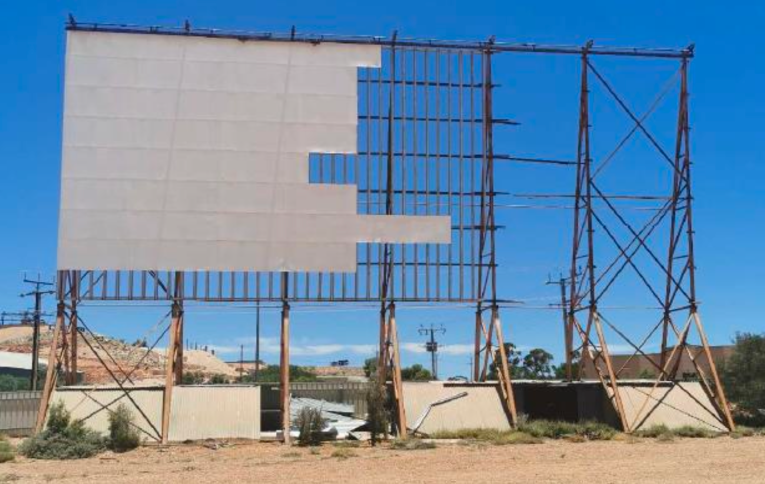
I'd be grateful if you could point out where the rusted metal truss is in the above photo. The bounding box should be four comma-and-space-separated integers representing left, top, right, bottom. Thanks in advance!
565, 49, 735, 432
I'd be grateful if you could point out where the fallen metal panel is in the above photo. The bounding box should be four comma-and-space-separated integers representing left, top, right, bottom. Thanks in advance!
609, 382, 727, 432
402, 382, 511, 435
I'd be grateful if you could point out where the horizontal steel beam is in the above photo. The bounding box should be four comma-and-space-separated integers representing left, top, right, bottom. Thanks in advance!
65, 22, 693, 59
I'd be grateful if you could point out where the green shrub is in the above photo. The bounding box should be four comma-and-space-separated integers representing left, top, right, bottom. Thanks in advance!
0, 435, 14, 463
19, 401, 105, 460
516, 419, 617, 441
107, 403, 141, 452
295, 407, 326, 447
635, 424, 673, 438
672, 425, 717, 438
518, 419, 577, 439
366, 383, 389, 446
577, 421, 618, 441
635, 424, 719, 439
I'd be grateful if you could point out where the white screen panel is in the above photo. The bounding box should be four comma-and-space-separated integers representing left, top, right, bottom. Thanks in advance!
58, 31, 450, 272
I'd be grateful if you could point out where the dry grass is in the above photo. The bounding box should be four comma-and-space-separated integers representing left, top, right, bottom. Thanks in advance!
430, 421, 615, 443
389, 439, 437, 451
330, 447, 357, 459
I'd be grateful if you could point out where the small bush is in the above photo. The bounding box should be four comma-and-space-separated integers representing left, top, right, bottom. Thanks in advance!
577, 421, 617, 441
635, 424, 673, 439
107, 403, 141, 452
19, 402, 105, 460
518, 420, 577, 439
389, 438, 436, 450
0, 435, 14, 463
635, 424, 719, 439
295, 407, 326, 447
517, 420, 617, 441
672, 425, 717, 439
730, 426, 756, 439
366, 383, 389, 446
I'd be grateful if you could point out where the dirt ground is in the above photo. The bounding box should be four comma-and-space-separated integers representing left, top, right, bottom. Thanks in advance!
2, 436, 765, 484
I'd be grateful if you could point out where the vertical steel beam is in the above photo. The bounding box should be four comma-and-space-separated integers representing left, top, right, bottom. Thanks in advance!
68, 271, 79, 385
660, 59, 687, 370
279, 298, 291, 444
173, 272, 184, 383
569, 49, 630, 431
473, 309, 482, 382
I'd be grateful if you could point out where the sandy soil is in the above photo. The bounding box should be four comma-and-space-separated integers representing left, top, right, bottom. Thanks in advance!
3, 436, 764, 483
0, 325, 50, 344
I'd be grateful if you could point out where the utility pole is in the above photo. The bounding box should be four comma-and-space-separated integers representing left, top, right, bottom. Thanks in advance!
547, 272, 574, 381
21, 274, 55, 391
239, 344, 245, 381
254, 301, 260, 382
418, 324, 446, 380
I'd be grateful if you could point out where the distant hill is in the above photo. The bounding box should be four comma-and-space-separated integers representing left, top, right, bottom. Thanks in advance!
0, 324, 238, 384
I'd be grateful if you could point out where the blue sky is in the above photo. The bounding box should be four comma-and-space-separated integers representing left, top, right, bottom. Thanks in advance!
0, 1, 763, 378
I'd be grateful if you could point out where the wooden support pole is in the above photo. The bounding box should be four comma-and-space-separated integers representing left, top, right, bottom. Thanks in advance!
692, 312, 735, 430
473, 308, 482, 382
387, 303, 407, 437
592, 313, 630, 432
67, 304, 78, 385
174, 311, 184, 383
377, 304, 389, 386
491, 306, 518, 427
280, 300, 291, 444
35, 303, 65, 432
161, 302, 181, 444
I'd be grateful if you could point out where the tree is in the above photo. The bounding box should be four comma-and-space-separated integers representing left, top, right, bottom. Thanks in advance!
553, 350, 581, 379
721, 333, 765, 424
522, 348, 554, 379
363, 357, 377, 378
253, 365, 318, 382
400, 364, 432, 381
488, 343, 524, 380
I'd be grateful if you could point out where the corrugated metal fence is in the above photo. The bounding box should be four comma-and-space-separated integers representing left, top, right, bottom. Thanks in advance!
0, 391, 41, 436
0, 382, 371, 435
